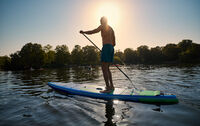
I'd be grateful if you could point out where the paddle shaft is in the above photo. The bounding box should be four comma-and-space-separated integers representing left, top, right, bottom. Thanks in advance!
82, 33, 138, 90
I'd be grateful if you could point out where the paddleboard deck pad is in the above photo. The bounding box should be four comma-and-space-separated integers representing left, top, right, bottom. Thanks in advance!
48, 82, 178, 104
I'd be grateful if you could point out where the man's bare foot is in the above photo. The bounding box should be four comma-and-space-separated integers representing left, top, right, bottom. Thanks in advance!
105, 86, 109, 90
110, 86, 115, 90
100, 89, 110, 93
100, 88, 114, 93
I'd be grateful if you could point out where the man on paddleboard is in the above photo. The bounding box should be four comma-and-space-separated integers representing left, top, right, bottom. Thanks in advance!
80, 16, 116, 93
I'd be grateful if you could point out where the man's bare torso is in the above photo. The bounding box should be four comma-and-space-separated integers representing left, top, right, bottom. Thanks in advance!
100, 25, 115, 46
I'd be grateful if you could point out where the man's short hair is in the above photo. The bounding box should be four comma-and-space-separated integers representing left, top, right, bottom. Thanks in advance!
100, 16, 107, 24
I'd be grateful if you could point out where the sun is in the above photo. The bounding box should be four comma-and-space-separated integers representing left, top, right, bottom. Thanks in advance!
96, 2, 120, 28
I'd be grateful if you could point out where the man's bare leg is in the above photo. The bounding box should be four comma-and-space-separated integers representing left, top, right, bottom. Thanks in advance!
101, 62, 109, 90
108, 64, 114, 90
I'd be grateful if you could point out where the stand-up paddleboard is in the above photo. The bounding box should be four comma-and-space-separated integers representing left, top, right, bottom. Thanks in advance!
48, 82, 178, 104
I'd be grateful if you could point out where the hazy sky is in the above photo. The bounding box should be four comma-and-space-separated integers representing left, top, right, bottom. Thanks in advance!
0, 0, 200, 56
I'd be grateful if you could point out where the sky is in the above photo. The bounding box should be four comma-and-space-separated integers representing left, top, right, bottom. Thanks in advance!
0, 0, 200, 56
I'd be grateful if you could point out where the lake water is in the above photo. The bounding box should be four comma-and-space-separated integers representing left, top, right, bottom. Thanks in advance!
0, 65, 200, 126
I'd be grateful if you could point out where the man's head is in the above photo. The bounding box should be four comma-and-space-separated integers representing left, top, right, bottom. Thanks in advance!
100, 16, 107, 25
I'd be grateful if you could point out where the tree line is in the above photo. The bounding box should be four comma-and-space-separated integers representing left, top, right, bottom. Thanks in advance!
0, 39, 200, 70
120, 39, 200, 64
0, 43, 100, 70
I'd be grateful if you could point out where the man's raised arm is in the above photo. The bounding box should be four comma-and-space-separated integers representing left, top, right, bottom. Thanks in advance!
80, 25, 101, 34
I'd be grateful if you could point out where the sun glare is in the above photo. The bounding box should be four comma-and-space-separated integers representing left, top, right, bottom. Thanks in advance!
97, 2, 120, 28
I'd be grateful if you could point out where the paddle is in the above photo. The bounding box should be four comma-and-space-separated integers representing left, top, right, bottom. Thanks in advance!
81, 33, 138, 91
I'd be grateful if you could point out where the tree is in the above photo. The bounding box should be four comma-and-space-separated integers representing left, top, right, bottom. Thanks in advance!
162, 43, 181, 61
82, 45, 99, 65
43, 44, 55, 67
113, 56, 121, 64
178, 39, 192, 52
43, 44, 52, 53
71, 45, 83, 65
150, 46, 164, 63
137, 45, 150, 63
10, 51, 23, 70
124, 48, 138, 64
19, 43, 45, 69
179, 43, 200, 63
55, 45, 70, 66
115, 50, 124, 63
0, 56, 11, 70
188, 43, 200, 59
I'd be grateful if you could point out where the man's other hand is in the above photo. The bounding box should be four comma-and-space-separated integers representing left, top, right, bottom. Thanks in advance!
80, 30, 84, 34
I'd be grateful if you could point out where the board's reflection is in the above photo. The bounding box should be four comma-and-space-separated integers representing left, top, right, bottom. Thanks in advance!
104, 100, 116, 126
152, 105, 163, 112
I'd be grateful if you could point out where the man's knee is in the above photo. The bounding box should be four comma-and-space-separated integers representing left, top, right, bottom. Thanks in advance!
102, 62, 108, 68
102, 64, 106, 71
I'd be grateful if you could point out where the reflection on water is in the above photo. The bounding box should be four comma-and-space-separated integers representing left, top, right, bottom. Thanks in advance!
104, 100, 116, 126
55, 68, 71, 82
71, 66, 100, 82
0, 65, 200, 126
152, 105, 163, 112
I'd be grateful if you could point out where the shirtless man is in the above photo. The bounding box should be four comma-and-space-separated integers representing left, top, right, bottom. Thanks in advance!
80, 16, 116, 93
